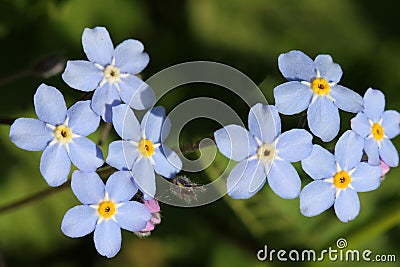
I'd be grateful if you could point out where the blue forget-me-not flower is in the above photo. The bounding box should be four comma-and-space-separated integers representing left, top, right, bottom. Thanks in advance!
300, 130, 382, 222
9, 84, 103, 186
214, 103, 313, 199
274, 50, 363, 142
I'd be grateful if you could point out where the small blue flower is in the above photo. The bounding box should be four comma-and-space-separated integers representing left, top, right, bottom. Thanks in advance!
214, 103, 313, 199
300, 131, 382, 222
106, 104, 182, 199
62, 26, 155, 122
9, 84, 103, 186
274, 50, 363, 142
351, 88, 399, 167
61, 170, 151, 258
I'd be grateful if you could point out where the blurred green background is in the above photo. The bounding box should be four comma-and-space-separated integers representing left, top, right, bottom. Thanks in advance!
0, 0, 399, 266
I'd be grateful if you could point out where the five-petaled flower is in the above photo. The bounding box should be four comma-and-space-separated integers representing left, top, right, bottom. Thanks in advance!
106, 104, 182, 199
300, 131, 382, 222
351, 88, 399, 167
61, 170, 151, 258
62, 26, 155, 122
9, 84, 103, 186
274, 50, 363, 142
214, 103, 313, 199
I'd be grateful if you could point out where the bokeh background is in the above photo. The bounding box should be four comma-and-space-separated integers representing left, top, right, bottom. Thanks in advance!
0, 0, 399, 266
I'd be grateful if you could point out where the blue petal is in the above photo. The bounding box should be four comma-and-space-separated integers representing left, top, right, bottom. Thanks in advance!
381, 110, 400, 139
71, 171, 105, 205
379, 138, 399, 167
364, 138, 380, 166
301, 145, 336, 180
214, 125, 257, 161
350, 162, 381, 192
61, 60, 103, 91
334, 189, 360, 222
267, 159, 301, 199
350, 113, 370, 138
335, 130, 364, 170
106, 140, 139, 170
364, 88, 385, 122
273, 81, 313, 115
94, 220, 121, 258
9, 118, 53, 151
68, 137, 104, 171
227, 159, 266, 199
115, 202, 151, 232
105, 171, 138, 202
153, 146, 182, 178
91, 83, 120, 122
40, 144, 70, 186
119, 75, 155, 110
114, 39, 150, 74
34, 84, 67, 125
313, 54, 343, 83
330, 85, 363, 113
111, 104, 141, 140
248, 104, 281, 143
61, 205, 97, 238
82, 27, 114, 66
67, 100, 100, 136
307, 96, 340, 142
133, 157, 156, 198
278, 50, 315, 81
141, 106, 167, 143
276, 129, 313, 162
300, 180, 335, 217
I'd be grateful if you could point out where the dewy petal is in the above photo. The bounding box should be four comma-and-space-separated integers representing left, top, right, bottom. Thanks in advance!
278, 50, 315, 81
350, 113, 371, 138
379, 138, 399, 167
119, 75, 155, 110
68, 137, 104, 172
111, 104, 141, 140
61, 60, 103, 92
363, 88, 385, 122
307, 96, 340, 142
61, 205, 98, 238
276, 129, 313, 162
334, 189, 360, 223
227, 159, 266, 199
301, 145, 336, 180
105, 171, 138, 202
71, 171, 105, 205
67, 100, 100, 136
40, 144, 71, 187
9, 118, 53, 151
267, 159, 301, 199
364, 138, 380, 166
94, 220, 122, 258
91, 83, 120, 122
115, 202, 151, 232
82, 27, 114, 66
133, 157, 156, 198
153, 146, 182, 178
248, 104, 281, 143
335, 130, 364, 170
313, 54, 343, 83
330, 85, 363, 113
300, 180, 335, 217
214, 125, 258, 161
381, 110, 400, 139
351, 162, 381, 192
34, 84, 67, 125
114, 39, 150, 74
273, 81, 313, 115
141, 106, 166, 143
106, 140, 139, 170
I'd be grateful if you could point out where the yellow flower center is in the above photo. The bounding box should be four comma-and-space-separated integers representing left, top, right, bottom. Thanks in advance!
371, 123, 384, 141
54, 125, 72, 143
311, 78, 330, 96
103, 65, 121, 83
139, 139, 155, 157
333, 171, 351, 189
98, 201, 116, 219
